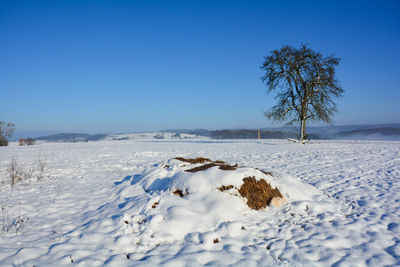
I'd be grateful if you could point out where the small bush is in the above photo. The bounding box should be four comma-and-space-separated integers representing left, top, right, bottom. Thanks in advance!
0, 136, 8, 146
19, 138, 25, 146
25, 138, 35, 145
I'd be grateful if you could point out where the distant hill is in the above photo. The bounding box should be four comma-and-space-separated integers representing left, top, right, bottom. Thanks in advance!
86, 134, 108, 141
33, 124, 400, 142
163, 129, 211, 137
35, 133, 108, 142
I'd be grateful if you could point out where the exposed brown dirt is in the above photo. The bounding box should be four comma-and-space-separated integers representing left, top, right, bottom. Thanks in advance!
174, 157, 212, 164
218, 185, 234, 191
238, 176, 282, 210
185, 162, 238, 173
219, 164, 238, 170
185, 163, 218, 172
173, 189, 185, 197
152, 201, 159, 208
174, 157, 237, 172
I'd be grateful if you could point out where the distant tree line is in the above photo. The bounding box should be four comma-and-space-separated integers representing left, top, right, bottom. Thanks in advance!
19, 138, 35, 146
337, 127, 400, 137
210, 129, 320, 139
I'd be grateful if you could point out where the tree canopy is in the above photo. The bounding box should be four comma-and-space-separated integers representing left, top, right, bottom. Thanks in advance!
261, 44, 344, 140
0, 121, 16, 146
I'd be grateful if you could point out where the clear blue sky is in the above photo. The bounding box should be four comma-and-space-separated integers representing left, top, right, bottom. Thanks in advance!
1, 0, 399, 136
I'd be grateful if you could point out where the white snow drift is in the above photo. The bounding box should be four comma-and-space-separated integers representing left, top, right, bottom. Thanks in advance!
0, 138, 399, 266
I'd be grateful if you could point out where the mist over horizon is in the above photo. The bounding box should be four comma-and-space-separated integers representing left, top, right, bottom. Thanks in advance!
9, 123, 400, 141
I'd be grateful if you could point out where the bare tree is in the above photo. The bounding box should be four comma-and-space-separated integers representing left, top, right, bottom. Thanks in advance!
0, 121, 16, 146
261, 44, 344, 140
0, 121, 16, 138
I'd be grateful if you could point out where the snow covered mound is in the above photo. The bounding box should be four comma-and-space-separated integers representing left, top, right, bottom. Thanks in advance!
116, 157, 332, 258
139, 157, 321, 206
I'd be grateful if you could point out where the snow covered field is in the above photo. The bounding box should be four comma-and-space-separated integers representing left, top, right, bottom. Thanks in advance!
0, 138, 399, 266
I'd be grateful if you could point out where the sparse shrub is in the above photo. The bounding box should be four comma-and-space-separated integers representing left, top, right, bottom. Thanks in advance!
1, 206, 28, 234
8, 156, 20, 186
7, 155, 47, 188
37, 155, 46, 180
8, 156, 29, 187
1, 201, 29, 234
19, 138, 25, 146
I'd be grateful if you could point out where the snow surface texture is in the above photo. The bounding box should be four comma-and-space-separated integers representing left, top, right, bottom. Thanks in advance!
0, 138, 399, 266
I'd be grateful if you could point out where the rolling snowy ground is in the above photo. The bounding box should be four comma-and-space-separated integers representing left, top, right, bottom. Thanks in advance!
0, 139, 399, 266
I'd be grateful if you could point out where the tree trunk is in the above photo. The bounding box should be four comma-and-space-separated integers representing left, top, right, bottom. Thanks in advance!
300, 118, 306, 140
299, 96, 309, 141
